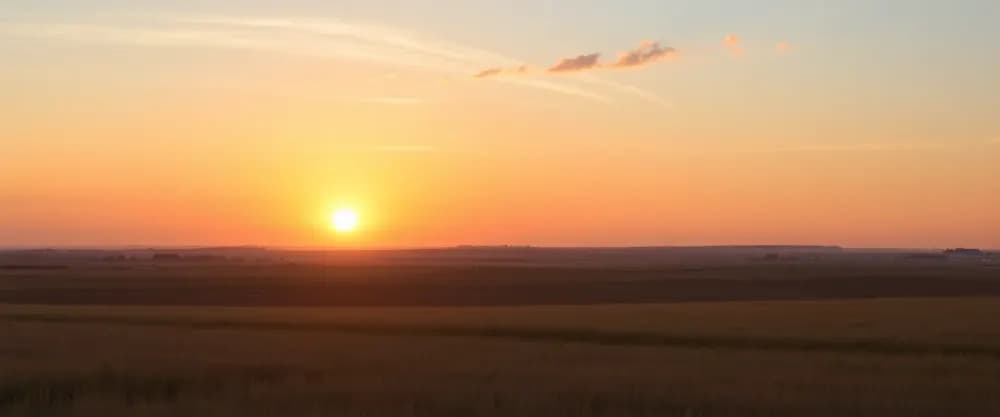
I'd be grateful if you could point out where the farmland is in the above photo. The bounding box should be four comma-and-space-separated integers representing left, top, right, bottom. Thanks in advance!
1, 248, 999, 416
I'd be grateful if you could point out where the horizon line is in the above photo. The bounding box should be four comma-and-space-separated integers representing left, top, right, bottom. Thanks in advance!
1, 244, 995, 252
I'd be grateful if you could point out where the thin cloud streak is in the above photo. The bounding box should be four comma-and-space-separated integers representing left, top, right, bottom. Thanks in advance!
0, 18, 610, 102
0, 22, 463, 73
474, 65, 528, 78
0, 23, 276, 50
179, 16, 515, 67
181, 16, 630, 106
474, 68, 503, 78
504, 78, 611, 102
471, 41, 676, 107
575, 75, 673, 108
475, 41, 678, 77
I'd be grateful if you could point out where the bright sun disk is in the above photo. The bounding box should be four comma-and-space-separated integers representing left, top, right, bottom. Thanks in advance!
331, 209, 359, 232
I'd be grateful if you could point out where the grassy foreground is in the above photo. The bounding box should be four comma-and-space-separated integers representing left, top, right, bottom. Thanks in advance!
3, 298, 1000, 416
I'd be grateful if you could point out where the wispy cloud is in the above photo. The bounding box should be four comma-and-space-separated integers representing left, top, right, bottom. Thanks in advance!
548, 53, 602, 73
574, 75, 673, 108
0, 22, 275, 50
1, 17, 673, 105
474, 65, 528, 78
0, 17, 612, 102
477, 77, 605, 102
476, 41, 678, 78
474, 68, 503, 78
724, 34, 743, 56
470, 41, 676, 106
611, 42, 677, 68
179, 17, 514, 68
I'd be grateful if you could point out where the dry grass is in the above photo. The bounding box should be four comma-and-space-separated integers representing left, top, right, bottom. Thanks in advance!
3, 298, 1000, 416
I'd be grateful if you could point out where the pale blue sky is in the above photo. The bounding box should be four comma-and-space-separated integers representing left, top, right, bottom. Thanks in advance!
3, 0, 999, 147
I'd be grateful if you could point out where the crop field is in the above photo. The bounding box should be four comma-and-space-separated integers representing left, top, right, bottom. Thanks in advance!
2, 249, 998, 416
3, 259, 1000, 307
4, 297, 1000, 417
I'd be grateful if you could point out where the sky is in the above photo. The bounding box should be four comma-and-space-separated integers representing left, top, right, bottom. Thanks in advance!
1, 0, 999, 249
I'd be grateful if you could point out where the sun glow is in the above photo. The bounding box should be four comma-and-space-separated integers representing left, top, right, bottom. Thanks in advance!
331, 208, 359, 232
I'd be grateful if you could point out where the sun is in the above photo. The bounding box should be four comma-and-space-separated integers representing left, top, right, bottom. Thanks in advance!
331, 208, 359, 232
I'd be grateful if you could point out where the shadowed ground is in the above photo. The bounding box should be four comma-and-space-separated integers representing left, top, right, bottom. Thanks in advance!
4, 298, 1000, 417
2, 263, 999, 306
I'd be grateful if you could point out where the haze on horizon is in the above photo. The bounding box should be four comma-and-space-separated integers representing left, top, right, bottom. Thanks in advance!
1, 1, 998, 249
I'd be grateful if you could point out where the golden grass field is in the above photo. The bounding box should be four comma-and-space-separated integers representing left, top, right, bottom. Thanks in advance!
4, 297, 1000, 416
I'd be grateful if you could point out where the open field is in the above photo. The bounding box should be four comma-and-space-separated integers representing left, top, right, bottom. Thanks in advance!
2, 248, 999, 416
1, 247, 998, 307
4, 298, 1000, 416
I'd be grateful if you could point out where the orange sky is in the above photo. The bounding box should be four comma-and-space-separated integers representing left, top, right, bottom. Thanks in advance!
1, 2, 999, 248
